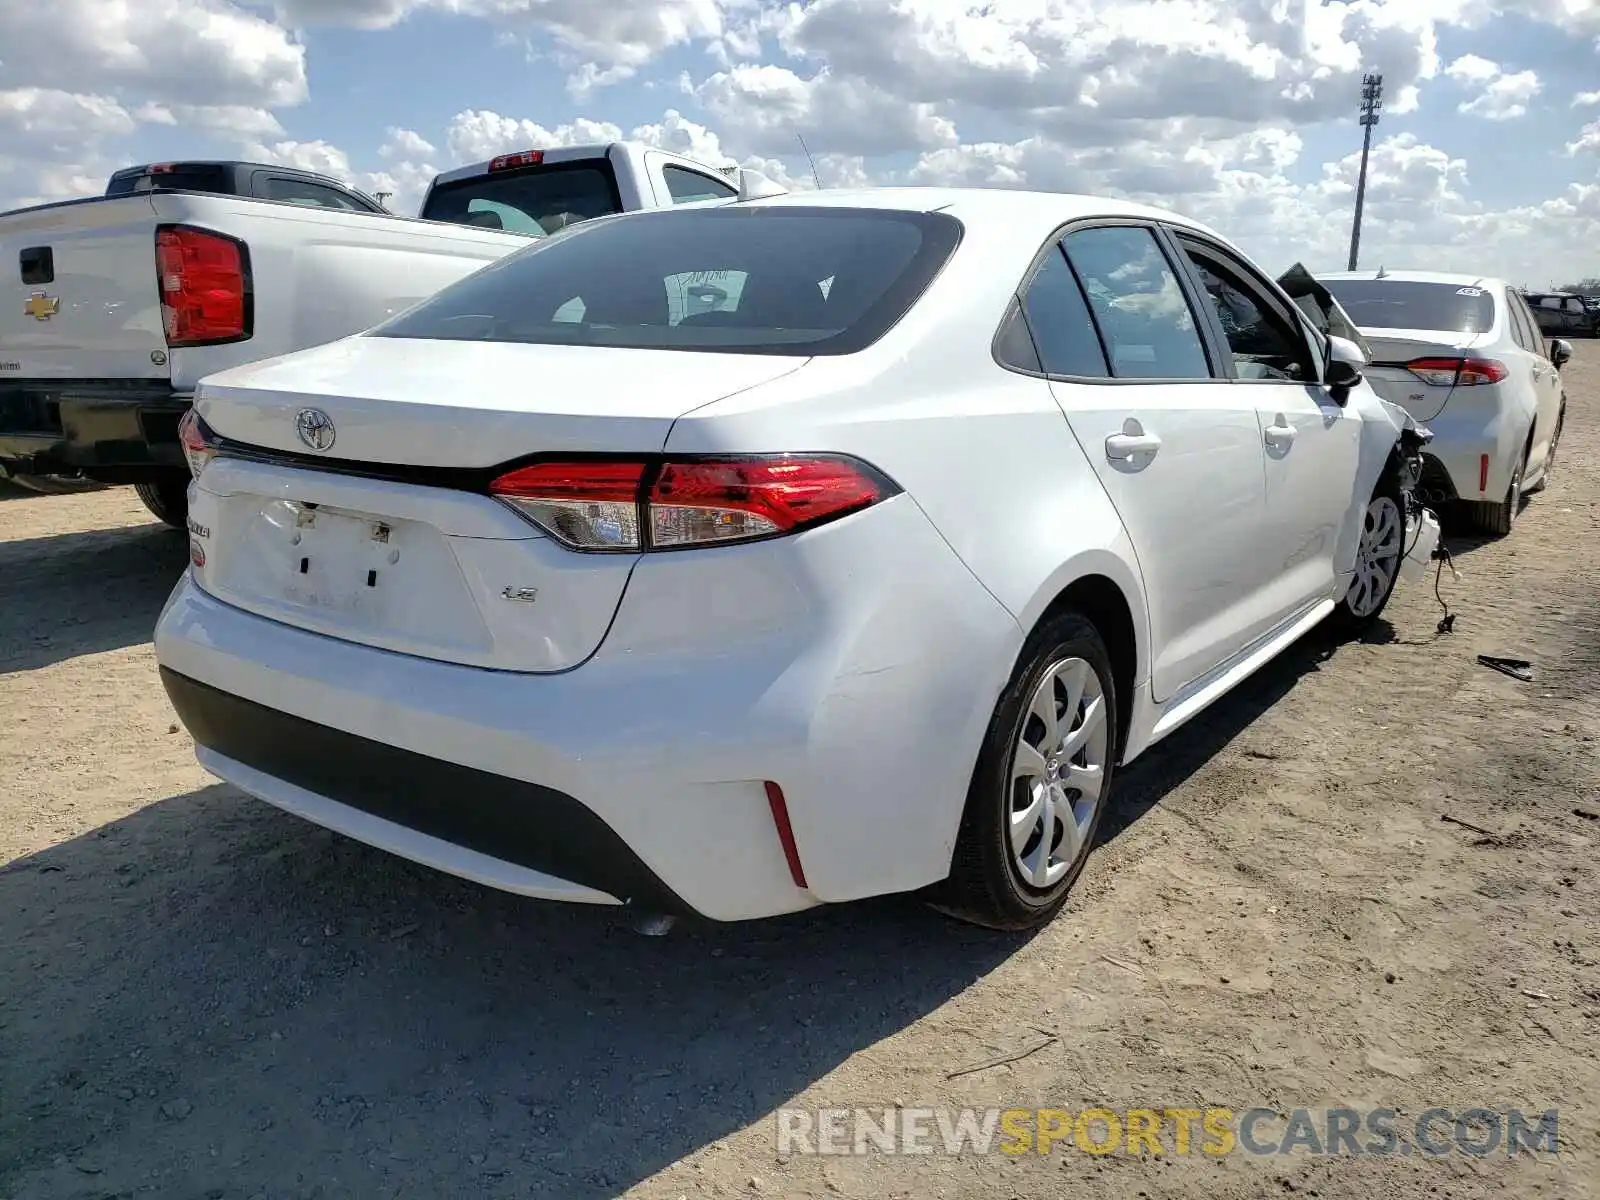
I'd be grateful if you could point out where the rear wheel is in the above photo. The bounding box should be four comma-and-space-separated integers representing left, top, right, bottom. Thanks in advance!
930, 610, 1118, 931
1529, 403, 1563, 494
134, 478, 190, 530
1464, 442, 1528, 537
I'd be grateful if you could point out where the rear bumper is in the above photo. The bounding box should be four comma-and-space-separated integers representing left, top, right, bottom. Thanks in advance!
0, 380, 189, 480
1409, 404, 1525, 504
154, 496, 1024, 922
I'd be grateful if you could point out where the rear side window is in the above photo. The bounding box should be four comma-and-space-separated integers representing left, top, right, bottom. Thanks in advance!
1061, 226, 1211, 380
1319, 280, 1495, 335
370, 206, 963, 356
421, 164, 621, 237
662, 165, 738, 204
1506, 292, 1539, 352
1017, 246, 1108, 377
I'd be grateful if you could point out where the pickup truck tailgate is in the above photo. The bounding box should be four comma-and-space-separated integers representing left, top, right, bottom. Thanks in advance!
0, 196, 169, 381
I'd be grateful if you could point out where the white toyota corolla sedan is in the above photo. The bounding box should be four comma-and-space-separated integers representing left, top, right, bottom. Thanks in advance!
156, 188, 1422, 931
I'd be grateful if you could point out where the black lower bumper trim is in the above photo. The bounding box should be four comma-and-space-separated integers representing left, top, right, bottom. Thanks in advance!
159, 668, 693, 915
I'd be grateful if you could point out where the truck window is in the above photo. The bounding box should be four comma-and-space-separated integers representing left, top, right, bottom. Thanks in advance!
262, 177, 368, 211
106, 165, 233, 196
662, 165, 738, 205
421, 163, 621, 237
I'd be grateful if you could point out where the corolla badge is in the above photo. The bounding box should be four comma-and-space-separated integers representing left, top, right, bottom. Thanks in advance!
294, 407, 336, 452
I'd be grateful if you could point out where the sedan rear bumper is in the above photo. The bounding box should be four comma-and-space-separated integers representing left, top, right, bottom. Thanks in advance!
154, 495, 1024, 922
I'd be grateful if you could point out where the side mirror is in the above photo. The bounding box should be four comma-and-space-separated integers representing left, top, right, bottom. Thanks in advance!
1324, 334, 1368, 404
1549, 339, 1573, 370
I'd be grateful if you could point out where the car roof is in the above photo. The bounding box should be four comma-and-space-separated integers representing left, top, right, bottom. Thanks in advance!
1315, 268, 1509, 291
741, 186, 1230, 243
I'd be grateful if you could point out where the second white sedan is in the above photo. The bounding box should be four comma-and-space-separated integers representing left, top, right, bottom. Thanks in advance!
157, 188, 1418, 931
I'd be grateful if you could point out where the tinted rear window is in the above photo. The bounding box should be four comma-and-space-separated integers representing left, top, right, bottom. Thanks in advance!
420, 163, 621, 236
370, 206, 963, 356
106, 166, 233, 196
1319, 280, 1496, 335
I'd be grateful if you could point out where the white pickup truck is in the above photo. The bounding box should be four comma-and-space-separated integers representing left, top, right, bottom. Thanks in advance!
1, 142, 781, 524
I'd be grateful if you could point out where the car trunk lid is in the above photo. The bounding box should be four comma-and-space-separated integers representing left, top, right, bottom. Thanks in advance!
188, 335, 808, 671
1359, 328, 1488, 422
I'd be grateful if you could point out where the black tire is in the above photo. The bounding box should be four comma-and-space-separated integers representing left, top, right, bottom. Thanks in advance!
1528, 403, 1563, 494
1464, 439, 1528, 537
1329, 465, 1406, 634
134, 478, 190, 530
8, 472, 108, 495
930, 609, 1120, 932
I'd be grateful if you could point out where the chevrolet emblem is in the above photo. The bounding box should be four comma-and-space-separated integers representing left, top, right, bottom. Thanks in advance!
24, 292, 59, 321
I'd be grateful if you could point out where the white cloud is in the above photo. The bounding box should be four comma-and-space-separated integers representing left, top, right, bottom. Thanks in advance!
379, 127, 436, 158
1568, 119, 1600, 156
135, 104, 288, 138
1574, 90, 1600, 107
1444, 55, 1542, 119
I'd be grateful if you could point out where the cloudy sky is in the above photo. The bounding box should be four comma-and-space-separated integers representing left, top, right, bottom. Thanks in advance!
2, 0, 1598, 287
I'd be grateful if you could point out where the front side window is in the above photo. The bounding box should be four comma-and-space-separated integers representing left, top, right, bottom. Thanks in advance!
1176, 242, 1314, 382
265, 178, 364, 210
662, 165, 738, 204
371, 206, 963, 356
1060, 226, 1211, 380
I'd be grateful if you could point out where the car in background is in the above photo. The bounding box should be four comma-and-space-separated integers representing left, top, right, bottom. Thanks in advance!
157, 189, 1421, 933
1522, 291, 1598, 338
1318, 270, 1568, 535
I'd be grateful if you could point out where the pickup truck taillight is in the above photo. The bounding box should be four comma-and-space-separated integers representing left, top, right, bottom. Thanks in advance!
155, 226, 251, 347
488, 455, 897, 551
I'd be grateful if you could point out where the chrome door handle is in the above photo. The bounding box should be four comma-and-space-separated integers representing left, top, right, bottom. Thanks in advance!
1105, 432, 1161, 459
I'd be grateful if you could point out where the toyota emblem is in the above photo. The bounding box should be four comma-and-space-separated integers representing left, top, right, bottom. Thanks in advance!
294, 407, 336, 452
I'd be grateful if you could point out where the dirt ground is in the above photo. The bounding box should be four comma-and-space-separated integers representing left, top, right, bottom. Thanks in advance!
2, 348, 1597, 1200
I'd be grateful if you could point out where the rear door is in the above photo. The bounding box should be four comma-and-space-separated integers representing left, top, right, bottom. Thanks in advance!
1019, 221, 1270, 701
1168, 231, 1361, 629
0, 196, 168, 381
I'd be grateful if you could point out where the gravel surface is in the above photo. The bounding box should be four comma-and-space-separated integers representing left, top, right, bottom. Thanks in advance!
2, 346, 1597, 1199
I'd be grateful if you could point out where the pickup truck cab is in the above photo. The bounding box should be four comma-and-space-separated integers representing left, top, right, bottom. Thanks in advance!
1, 143, 778, 524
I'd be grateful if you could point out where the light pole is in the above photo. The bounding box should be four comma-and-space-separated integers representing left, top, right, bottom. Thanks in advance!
1347, 72, 1383, 271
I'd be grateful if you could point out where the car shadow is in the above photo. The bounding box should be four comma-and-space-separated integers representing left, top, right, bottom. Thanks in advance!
0, 785, 1032, 1199
1100, 625, 1342, 843
0, 524, 187, 674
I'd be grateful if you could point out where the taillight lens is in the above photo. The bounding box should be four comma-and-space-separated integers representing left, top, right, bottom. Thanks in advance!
156, 226, 250, 347
1405, 356, 1508, 386
489, 455, 893, 551
178, 408, 217, 479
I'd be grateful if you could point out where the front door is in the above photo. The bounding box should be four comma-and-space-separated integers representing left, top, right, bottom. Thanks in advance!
1167, 233, 1362, 627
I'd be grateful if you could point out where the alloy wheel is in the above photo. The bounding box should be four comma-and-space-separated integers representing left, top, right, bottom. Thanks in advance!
1347, 494, 1403, 619
1008, 657, 1109, 889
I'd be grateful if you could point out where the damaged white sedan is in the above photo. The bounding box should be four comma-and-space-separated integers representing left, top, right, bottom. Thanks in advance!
156, 188, 1434, 932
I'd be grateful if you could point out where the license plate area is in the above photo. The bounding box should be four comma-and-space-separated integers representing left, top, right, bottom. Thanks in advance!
205, 494, 495, 659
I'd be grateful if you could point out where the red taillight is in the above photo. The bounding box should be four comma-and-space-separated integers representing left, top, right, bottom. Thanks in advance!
488, 150, 544, 172
1404, 356, 1508, 387
488, 455, 892, 551
177, 408, 217, 480
155, 226, 249, 347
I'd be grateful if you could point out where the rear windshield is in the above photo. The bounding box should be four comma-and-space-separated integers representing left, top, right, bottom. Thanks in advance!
370, 206, 964, 356
106, 166, 233, 196
1319, 280, 1496, 335
419, 163, 621, 236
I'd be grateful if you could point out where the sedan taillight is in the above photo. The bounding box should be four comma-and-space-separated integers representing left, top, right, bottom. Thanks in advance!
488, 455, 895, 552
1404, 356, 1508, 386
177, 408, 218, 479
